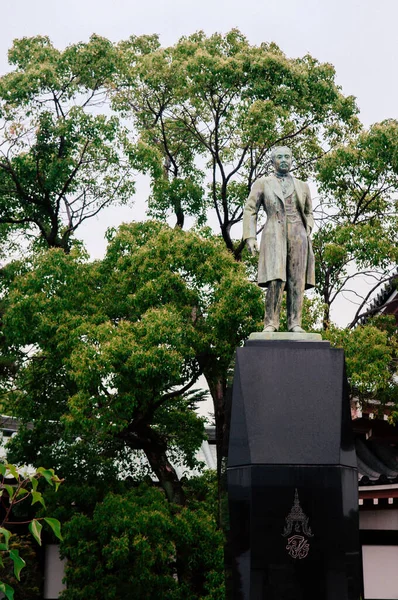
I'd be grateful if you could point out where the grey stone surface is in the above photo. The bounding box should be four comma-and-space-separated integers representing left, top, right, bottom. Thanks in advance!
243, 146, 316, 332
248, 331, 323, 342
228, 342, 356, 467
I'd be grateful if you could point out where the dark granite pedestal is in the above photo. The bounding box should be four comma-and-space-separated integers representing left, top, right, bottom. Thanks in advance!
227, 340, 360, 600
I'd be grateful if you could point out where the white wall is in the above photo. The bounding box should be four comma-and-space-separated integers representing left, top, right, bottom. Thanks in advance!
43, 545, 66, 599
362, 545, 398, 599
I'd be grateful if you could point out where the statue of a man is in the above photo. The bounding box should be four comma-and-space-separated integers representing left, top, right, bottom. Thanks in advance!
243, 146, 315, 332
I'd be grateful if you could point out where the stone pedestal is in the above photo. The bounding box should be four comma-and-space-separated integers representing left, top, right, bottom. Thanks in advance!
227, 340, 360, 600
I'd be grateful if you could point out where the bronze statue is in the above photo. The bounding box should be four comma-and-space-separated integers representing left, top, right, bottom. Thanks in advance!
243, 146, 315, 332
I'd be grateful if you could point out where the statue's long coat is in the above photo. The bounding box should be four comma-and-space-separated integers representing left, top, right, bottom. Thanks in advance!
243, 175, 315, 289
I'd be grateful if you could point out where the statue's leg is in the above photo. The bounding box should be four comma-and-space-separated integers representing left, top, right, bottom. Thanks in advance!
286, 222, 308, 331
264, 280, 285, 331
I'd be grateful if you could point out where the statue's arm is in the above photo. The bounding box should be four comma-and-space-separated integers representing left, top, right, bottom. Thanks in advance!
243, 178, 264, 247
304, 182, 314, 235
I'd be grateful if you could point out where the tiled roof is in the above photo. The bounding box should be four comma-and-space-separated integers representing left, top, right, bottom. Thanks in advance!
356, 437, 398, 486
354, 417, 398, 487
359, 269, 398, 325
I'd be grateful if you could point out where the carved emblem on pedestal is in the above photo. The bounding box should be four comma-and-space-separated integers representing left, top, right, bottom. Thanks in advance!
282, 488, 313, 559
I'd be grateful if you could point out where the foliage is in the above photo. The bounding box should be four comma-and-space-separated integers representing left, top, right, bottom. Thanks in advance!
107, 29, 398, 421
3, 222, 262, 504
0, 536, 42, 600
60, 476, 224, 600
0, 463, 62, 600
0, 35, 134, 253
111, 29, 359, 248
0, 31, 394, 426
108, 30, 397, 334
314, 120, 398, 327
323, 316, 397, 406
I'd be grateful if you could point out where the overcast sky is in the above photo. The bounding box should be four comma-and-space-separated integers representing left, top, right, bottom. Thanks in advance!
3, 0, 396, 126
1, 0, 397, 327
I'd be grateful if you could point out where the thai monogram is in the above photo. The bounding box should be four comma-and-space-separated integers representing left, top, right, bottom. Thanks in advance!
282, 489, 313, 559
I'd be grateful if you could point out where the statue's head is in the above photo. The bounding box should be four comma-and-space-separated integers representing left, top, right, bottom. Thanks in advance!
271, 146, 292, 175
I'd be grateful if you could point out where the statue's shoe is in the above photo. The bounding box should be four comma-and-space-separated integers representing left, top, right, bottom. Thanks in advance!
289, 326, 306, 333
263, 325, 276, 332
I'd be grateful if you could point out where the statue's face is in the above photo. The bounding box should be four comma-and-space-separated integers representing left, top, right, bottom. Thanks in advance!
273, 148, 292, 174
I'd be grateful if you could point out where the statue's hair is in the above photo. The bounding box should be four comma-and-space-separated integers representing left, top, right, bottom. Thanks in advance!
270, 146, 293, 163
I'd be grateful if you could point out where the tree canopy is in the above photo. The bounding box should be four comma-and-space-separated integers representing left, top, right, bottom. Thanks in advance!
314, 120, 398, 328
60, 476, 224, 600
111, 29, 359, 251
4, 221, 263, 505
0, 35, 134, 253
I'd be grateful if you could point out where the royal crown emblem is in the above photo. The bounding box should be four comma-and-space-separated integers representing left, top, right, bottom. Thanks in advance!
282, 488, 313, 559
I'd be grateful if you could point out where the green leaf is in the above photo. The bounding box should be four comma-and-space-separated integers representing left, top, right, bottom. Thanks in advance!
3, 485, 14, 502
52, 476, 63, 492
36, 468, 54, 486
30, 476, 38, 492
0, 464, 6, 477
0, 529, 11, 550
44, 518, 63, 541
9, 550, 26, 581
16, 487, 28, 498
31, 490, 46, 508
0, 582, 14, 600
5, 465, 19, 480
28, 519, 42, 546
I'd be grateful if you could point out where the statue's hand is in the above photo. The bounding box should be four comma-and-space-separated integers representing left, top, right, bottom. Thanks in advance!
306, 225, 312, 237
246, 238, 258, 255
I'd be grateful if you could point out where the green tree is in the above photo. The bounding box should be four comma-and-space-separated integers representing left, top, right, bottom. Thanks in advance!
108, 30, 398, 420
109, 31, 396, 357
324, 316, 397, 407
0, 35, 134, 253
3, 222, 262, 505
111, 29, 359, 249
60, 476, 224, 600
314, 120, 398, 329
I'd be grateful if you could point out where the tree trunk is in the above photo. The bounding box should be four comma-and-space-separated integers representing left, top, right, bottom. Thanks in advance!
220, 223, 234, 252
144, 445, 185, 505
174, 200, 184, 229
122, 423, 185, 506
206, 375, 228, 527
323, 304, 330, 330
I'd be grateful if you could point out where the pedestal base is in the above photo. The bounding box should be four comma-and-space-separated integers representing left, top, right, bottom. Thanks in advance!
226, 340, 360, 599
227, 465, 359, 600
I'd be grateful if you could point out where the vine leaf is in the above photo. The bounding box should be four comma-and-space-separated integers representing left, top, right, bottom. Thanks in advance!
44, 518, 63, 541
9, 550, 26, 581
0, 528, 11, 550
36, 468, 55, 486
5, 465, 18, 480
0, 581, 14, 600
3, 485, 14, 502
31, 491, 46, 508
28, 519, 43, 546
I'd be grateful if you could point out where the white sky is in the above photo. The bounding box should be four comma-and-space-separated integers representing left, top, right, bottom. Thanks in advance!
1, 0, 397, 327
2, 0, 395, 127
